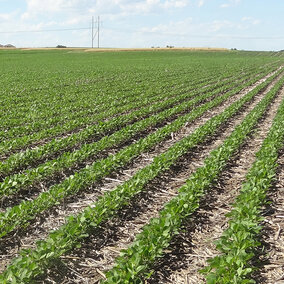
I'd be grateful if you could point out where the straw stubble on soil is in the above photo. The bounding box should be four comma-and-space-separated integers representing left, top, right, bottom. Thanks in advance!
256, 148, 284, 284
147, 83, 284, 284
1, 50, 284, 284
24, 69, 284, 284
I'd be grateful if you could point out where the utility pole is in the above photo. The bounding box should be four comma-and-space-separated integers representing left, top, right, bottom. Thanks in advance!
91, 16, 100, 48
91, 16, 94, 48
97, 16, 100, 48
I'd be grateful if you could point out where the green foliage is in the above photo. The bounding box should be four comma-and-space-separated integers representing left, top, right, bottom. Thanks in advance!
0, 50, 283, 283
202, 78, 284, 283
1, 67, 279, 239
103, 75, 284, 283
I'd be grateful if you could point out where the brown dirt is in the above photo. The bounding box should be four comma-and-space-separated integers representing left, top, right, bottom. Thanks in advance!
19, 47, 229, 52
0, 70, 282, 280
24, 74, 284, 283
256, 148, 284, 284
0, 69, 230, 162
84, 47, 229, 53
147, 86, 284, 284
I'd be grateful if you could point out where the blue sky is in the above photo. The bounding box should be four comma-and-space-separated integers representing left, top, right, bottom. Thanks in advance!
0, 0, 283, 50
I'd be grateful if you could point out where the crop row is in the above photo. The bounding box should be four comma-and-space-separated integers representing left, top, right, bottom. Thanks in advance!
0, 76, 253, 196
1, 68, 206, 136
0, 70, 263, 238
2, 57, 255, 136
1, 50, 280, 116
0, 65, 254, 155
202, 85, 284, 283
4, 54, 240, 114
2, 54, 275, 118
2, 60, 277, 144
1, 63, 195, 121
0, 65, 266, 175
0, 71, 282, 283
103, 75, 284, 284
1, 67, 275, 197
3, 59, 271, 144
0, 71, 209, 140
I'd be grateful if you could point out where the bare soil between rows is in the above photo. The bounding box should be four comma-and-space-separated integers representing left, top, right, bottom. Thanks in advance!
253, 148, 284, 284
21, 75, 284, 283
0, 73, 220, 162
0, 90, 227, 210
147, 85, 284, 284
0, 70, 282, 282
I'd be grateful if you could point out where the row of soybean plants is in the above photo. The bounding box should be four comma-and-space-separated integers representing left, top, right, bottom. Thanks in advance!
202, 88, 284, 283
0, 64, 242, 154
0, 73, 217, 154
1, 54, 279, 144
103, 75, 284, 284
5, 58, 277, 126
1, 71, 282, 283
0, 63, 266, 174
0, 69, 265, 237
0, 66, 201, 136
1, 50, 212, 109
1, 65, 279, 197
1, 50, 280, 121
1, 57, 267, 152
0, 67, 276, 199
3, 51, 245, 134
1, 53, 186, 115
0, 68, 194, 137
0, 51, 245, 111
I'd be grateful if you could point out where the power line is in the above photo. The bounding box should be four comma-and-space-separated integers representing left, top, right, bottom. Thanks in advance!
1, 24, 284, 41
0, 27, 90, 34
102, 26, 284, 40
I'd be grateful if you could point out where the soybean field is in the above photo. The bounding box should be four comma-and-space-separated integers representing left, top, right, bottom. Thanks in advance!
0, 49, 284, 283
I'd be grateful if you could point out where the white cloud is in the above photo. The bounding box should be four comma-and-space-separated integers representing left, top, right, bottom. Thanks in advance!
197, 0, 204, 7
0, 11, 19, 22
220, 3, 229, 8
242, 16, 261, 26
210, 20, 234, 32
140, 17, 193, 36
118, 0, 160, 14
23, 0, 189, 18
210, 17, 260, 33
117, 0, 189, 15
0, 13, 11, 21
220, 0, 240, 8
164, 0, 189, 9
25, 0, 73, 13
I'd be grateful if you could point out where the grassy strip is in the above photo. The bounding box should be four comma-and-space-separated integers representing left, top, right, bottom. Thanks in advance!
0, 70, 273, 197
0, 73, 280, 284
201, 89, 284, 284
103, 76, 284, 284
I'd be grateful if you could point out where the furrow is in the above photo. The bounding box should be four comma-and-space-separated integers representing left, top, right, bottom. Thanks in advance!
0, 69, 280, 280
38, 71, 284, 284
0, 70, 239, 158
101, 76, 284, 284
148, 83, 284, 284
256, 149, 284, 284
0, 68, 275, 207
0, 70, 247, 167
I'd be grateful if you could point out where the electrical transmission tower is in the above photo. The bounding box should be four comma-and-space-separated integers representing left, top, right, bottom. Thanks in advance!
91, 16, 100, 48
